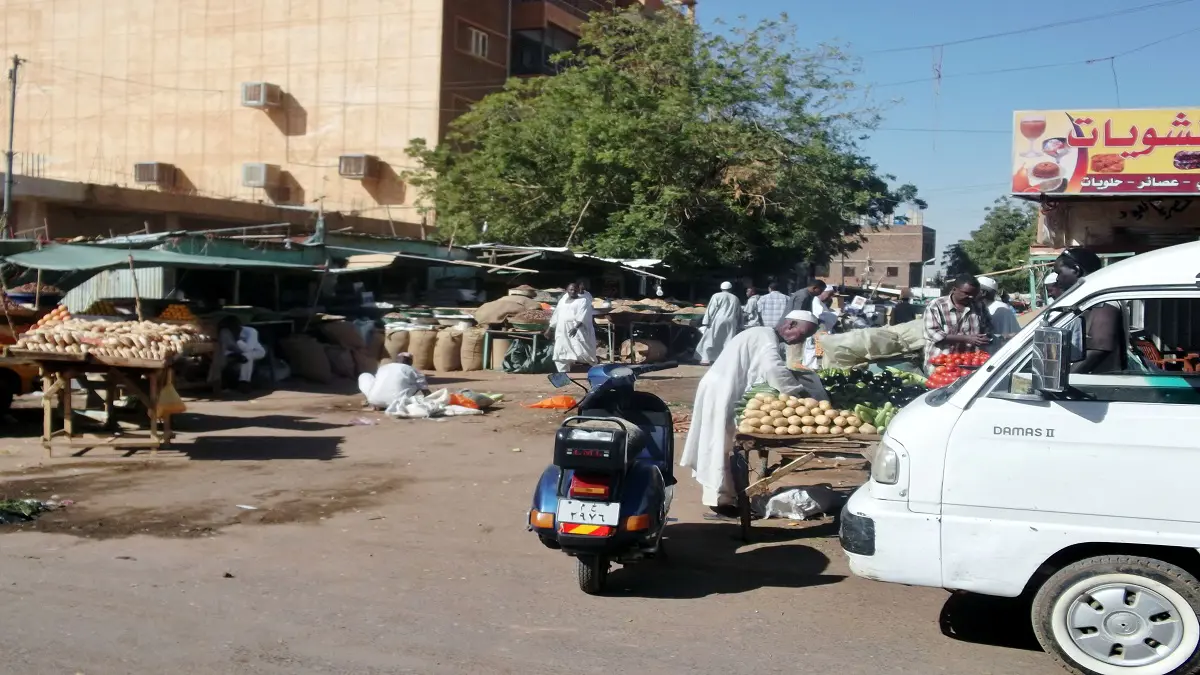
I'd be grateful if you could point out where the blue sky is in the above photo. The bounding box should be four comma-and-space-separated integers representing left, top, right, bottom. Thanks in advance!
697, 0, 1198, 260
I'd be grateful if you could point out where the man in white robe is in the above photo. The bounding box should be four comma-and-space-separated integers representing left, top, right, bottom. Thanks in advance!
548, 283, 597, 373
694, 281, 743, 365
681, 311, 828, 514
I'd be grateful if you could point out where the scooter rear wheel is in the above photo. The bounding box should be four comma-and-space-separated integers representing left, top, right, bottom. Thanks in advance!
578, 556, 609, 595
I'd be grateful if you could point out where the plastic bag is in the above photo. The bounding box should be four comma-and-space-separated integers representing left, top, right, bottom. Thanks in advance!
155, 383, 187, 417
523, 395, 578, 410
819, 319, 926, 369
758, 485, 840, 520
448, 393, 480, 409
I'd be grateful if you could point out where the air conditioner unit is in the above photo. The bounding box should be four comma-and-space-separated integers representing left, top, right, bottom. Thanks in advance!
338, 154, 380, 180
133, 162, 175, 186
240, 82, 282, 109
242, 162, 280, 188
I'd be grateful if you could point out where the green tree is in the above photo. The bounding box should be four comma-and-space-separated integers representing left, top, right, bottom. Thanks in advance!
405, 9, 923, 273
954, 197, 1037, 293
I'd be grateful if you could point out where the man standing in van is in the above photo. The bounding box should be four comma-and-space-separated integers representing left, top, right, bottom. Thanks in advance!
922, 274, 992, 373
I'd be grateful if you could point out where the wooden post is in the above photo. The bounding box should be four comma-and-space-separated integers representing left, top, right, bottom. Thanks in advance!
128, 254, 144, 321
233, 270, 241, 305
34, 268, 41, 309
0, 263, 17, 340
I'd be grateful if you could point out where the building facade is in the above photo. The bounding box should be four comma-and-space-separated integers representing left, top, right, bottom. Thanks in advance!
819, 212, 936, 289
0, 0, 658, 240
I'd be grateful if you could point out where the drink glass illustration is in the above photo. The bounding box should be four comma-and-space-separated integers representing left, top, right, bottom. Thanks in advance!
1020, 115, 1047, 158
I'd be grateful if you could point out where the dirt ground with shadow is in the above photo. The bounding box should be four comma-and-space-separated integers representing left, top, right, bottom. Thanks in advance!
0, 366, 1061, 675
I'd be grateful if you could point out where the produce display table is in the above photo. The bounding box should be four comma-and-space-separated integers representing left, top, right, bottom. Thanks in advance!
731, 432, 880, 541
10, 350, 179, 458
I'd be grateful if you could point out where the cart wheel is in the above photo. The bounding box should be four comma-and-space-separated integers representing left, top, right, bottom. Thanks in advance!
578, 556, 609, 594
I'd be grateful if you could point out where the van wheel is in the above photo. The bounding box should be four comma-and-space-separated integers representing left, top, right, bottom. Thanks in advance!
1031, 555, 1200, 675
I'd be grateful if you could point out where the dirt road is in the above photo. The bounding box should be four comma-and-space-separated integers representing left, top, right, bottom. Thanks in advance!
0, 369, 1059, 674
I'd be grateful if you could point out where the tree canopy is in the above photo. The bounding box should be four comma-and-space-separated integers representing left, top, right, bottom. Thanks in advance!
943, 197, 1037, 293
405, 9, 923, 273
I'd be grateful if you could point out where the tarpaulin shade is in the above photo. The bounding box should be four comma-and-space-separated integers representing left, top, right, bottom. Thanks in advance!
0, 244, 318, 272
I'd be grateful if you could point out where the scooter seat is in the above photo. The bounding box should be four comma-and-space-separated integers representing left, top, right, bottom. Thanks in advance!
575, 417, 646, 455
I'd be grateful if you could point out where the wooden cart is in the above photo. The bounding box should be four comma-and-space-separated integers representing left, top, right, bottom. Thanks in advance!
9, 349, 180, 457
730, 432, 880, 541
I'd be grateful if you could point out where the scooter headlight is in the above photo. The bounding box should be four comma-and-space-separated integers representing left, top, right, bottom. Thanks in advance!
567, 429, 615, 442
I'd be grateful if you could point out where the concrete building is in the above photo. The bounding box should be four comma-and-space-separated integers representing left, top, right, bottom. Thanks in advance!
819, 211, 936, 289
0, 0, 660, 240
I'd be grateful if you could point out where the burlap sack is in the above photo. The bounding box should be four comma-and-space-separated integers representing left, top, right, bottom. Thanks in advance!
461, 328, 485, 371
433, 329, 463, 372
473, 297, 539, 325
280, 335, 333, 384
325, 344, 355, 378
385, 329, 410, 358
490, 337, 512, 370
620, 339, 667, 364
366, 329, 385, 360
352, 348, 378, 376
408, 329, 438, 371
321, 321, 366, 350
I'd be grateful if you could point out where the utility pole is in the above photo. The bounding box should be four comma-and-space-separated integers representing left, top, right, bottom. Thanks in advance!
3, 54, 23, 239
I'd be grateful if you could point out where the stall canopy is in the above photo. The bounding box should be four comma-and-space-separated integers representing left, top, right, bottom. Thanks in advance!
466, 244, 667, 280
1, 244, 318, 272
1, 243, 319, 294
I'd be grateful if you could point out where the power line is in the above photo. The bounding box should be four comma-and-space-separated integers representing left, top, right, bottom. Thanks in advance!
874, 127, 1008, 135
865, 0, 1196, 54
872, 24, 1200, 88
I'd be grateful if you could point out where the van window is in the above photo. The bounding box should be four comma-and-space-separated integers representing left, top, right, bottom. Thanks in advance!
992, 295, 1200, 402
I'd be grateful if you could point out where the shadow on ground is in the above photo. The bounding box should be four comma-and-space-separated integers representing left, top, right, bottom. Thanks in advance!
605, 521, 845, 598
939, 591, 1043, 653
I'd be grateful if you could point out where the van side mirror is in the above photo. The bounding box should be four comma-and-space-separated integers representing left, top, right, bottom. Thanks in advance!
1032, 327, 1072, 393
548, 372, 572, 388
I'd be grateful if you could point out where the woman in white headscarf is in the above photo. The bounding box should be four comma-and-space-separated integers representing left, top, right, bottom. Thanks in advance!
549, 282, 598, 373
694, 281, 743, 365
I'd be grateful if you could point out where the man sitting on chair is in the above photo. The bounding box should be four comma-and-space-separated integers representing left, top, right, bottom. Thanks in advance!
217, 316, 266, 392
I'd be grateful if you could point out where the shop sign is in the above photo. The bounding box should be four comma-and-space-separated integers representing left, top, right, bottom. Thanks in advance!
1011, 108, 1200, 195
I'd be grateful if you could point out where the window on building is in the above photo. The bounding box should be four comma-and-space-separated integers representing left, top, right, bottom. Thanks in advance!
467, 27, 489, 59
886, 266, 899, 278
843, 266, 856, 277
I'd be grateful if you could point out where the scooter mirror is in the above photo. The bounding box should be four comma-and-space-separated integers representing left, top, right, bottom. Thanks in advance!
548, 372, 573, 388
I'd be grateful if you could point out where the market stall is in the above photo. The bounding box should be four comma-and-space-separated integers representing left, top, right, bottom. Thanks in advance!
729, 369, 927, 540
8, 316, 209, 456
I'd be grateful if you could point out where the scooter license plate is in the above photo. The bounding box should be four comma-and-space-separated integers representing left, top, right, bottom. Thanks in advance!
557, 499, 620, 527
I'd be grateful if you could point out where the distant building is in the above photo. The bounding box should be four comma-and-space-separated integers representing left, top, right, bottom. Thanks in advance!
0, 0, 660, 240
817, 211, 936, 289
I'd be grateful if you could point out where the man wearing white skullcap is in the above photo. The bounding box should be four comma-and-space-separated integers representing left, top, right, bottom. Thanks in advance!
682, 309, 828, 515
977, 276, 1020, 341
694, 281, 743, 364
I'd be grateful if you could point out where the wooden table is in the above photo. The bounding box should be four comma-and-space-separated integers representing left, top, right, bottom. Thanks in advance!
731, 432, 880, 541
482, 329, 545, 371
10, 350, 179, 457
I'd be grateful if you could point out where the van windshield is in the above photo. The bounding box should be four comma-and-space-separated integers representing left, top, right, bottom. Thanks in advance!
926, 367, 975, 406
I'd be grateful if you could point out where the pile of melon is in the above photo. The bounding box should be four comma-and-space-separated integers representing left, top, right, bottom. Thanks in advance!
736, 391, 876, 437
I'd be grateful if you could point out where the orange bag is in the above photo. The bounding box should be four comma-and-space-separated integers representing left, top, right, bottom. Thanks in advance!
523, 395, 578, 410
448, 393, 480, 409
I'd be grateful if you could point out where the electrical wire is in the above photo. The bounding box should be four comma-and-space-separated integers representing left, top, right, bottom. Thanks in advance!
872, 24, 1200, 88
865, 0, 1196, 54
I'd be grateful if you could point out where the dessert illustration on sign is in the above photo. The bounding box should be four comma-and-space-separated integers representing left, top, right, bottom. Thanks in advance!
1090, 154, 1124, 173
1032, 162, 1059, 179
1174, 151, 1200, 171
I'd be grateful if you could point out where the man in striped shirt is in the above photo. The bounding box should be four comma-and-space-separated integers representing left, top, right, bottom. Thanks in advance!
922, 274, 992, 372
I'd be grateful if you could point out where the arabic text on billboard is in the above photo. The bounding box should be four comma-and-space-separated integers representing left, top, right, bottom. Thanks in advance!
1012, 108, 1200, 196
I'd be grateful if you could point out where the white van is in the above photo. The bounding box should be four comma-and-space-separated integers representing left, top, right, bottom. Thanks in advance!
841, 241, 1200, 675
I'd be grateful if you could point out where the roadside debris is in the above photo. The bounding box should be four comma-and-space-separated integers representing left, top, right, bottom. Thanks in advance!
0, 498, 72, 524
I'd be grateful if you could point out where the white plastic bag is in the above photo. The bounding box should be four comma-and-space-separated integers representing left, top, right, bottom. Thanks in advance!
759, 485, 840, 520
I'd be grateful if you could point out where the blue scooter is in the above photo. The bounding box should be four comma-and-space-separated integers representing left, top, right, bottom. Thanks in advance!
528, 362, 677, 594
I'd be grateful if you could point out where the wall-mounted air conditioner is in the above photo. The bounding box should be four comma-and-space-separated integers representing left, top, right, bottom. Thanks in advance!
242, 162, 280, 188
133, 162, 175, 186
240, 82, 282, 108
338, 154, 380, 180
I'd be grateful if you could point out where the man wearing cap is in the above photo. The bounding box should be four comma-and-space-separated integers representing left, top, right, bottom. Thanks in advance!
682, 311, 828, 515
978, 276, 1021, 341
694, 281, 743, 365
